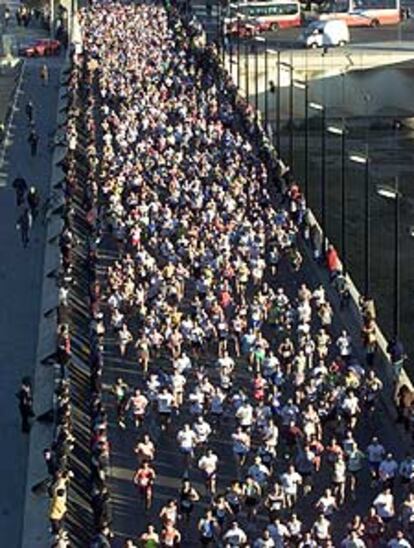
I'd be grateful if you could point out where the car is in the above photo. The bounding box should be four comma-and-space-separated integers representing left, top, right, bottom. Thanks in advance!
19, 39, 61, 58
299, 19, 350, 48
224, 17, 264, 38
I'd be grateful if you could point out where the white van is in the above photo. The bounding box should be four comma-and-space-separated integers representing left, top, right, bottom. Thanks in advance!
299, 19, 350, 48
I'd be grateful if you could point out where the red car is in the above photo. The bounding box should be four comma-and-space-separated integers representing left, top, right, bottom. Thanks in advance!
19, 39, 61, 57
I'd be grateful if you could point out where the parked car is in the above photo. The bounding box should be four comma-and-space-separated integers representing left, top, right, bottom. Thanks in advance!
19, 39, 61, 58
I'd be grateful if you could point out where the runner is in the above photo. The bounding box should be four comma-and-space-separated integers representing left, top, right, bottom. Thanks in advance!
133, 461, 156, 511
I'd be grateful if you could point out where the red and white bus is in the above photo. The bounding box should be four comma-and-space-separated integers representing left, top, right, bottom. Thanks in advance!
317, 0, 401, 27
225, 1, 302, 37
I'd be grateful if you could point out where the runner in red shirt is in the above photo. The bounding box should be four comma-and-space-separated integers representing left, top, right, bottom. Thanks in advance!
133, 461, 156, 510
363, 507, 384, 548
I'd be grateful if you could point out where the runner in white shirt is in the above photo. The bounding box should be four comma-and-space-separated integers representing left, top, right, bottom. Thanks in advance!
177, 423, 197, 464
193, 416, 212, 447
232, 427, 251, 469
315, 488, 338, 517
235, 402, 254, 430
188, 386, 205, 415
157, 387, 175, 431
174, 352, 192, 374
222, 521, 247, 547
170, 369, 186, 407
217, 351, 235, 372
312, 514, 332, 542
134, 433, 155, 464
373, 488, 395, 520
126, 389, 149, 428
340, 390, 360, 429
286, 513, 302, 544
198, 448, 219, 495
336, 330, 352, 359
280, 465, 302, 508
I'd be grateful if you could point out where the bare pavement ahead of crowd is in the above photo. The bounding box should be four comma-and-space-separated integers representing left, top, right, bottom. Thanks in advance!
0, 23, 63, 546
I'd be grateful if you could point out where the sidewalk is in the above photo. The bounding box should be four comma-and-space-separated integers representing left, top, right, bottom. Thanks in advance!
0, 54, 63, 545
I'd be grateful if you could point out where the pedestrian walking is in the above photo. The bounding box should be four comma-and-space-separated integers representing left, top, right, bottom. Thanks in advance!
27, 186, 40, 219
25, 101, 34, 123
12, 175, 28, 206
4, 7, 11, 28
40, 63, 49, 86
28, 128, 39, 156
49, 488, 67, 534
16, 207, 32, 247
16, 377, 34, 432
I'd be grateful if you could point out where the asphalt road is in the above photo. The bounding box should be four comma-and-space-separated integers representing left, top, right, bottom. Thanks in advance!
251, 20, 414, 49
193, 0, 414, 378
0, 32, 63, 548
90, 6, 414, 546
99, 211, 410, 547
191, 0, 414, 49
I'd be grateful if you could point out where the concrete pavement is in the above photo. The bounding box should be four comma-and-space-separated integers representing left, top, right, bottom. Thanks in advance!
0, 53, 63, 546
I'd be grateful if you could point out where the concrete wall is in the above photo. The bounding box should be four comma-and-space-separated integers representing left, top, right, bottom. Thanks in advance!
226, 48, 414, 120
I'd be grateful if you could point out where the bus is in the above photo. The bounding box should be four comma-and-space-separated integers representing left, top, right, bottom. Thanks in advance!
224, 1, 302, 37
316, 0, 401, 27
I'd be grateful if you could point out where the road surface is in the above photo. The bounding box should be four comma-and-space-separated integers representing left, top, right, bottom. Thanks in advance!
0, 19, 63, 547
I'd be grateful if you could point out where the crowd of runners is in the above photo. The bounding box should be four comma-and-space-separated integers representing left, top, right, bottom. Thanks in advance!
52, 1, 414, 546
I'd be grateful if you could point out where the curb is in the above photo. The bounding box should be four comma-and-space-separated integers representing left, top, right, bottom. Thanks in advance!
0, 59, 24, 171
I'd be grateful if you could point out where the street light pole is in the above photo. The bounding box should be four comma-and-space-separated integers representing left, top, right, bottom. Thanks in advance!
395, 179, 400, 338
328, 125, 347, 273
217, 1, 221, 57
289, 65, 294, 168
304, 79, 309, 202
350, 151, 370, 296
310, 102, 326, 244
293, 78, 309, 200
321, 106, 326, 242
236, 17, 241, 89
229, 34, 233, 79
280, 61, 294, 167
377, 178, 401, 339
244, 43, 249, 102
341, 127, 347, 273
277, 50, 281, 152
364, 156, 370, 296
264, 45, 268, 130
254, 44, 259, 114
253, 37, 266, 126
